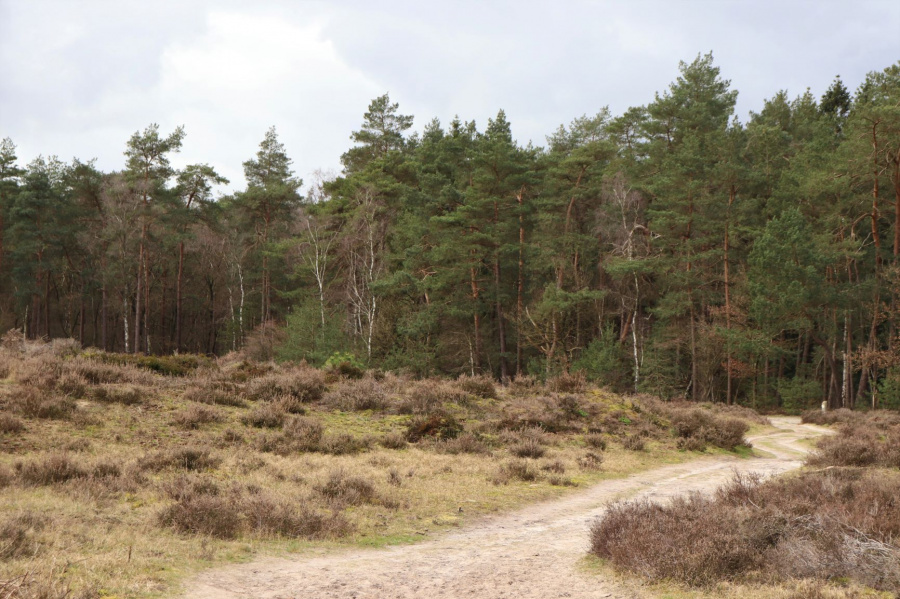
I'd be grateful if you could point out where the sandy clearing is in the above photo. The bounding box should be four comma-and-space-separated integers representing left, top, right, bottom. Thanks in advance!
180, 416, 829, 599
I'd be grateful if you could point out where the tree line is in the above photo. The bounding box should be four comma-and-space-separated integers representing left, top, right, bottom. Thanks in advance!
2, 53, 899, 411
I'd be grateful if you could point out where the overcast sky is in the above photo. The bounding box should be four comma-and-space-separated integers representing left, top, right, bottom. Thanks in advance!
1, 0, 898, 193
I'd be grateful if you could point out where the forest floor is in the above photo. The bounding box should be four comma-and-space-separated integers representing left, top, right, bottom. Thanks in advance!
181, 417, 830, 599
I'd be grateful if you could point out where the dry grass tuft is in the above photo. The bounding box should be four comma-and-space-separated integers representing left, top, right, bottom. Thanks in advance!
0, 512, 46, 559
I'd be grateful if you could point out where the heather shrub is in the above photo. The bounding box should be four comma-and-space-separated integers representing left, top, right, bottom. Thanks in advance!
18, 454, 89, 485
809, 425, 900, 468
510, 438, 546, 459
379, 432, 408, 449
56, 372, 88, 398
456, 374, 497, 399
0, 413, 25, 434
323, 375, 388, 411
318, 469, 378, 506
496, 459, 540, 483
578, 451, 604, 470
9, 388, 76, 420
398, 379, 469, 414
242, 403, 287, 428
173, 405, 223, 429
436, 432, 491, 455
138, 447, 220, 472
256, 416, 325, 454
405, 412, 462, 442
319, 433, 371, 455
88, 384, 146, 406
159, 493, 243, 539
245, 367, 325, 403
182, 379, 247, 407
584, 433, 607, 450
590, 470, 900, 592
547, 371, 586, 393
65, 355, 157, 385
622, 435, 645, 451
242, 493, 352, 538
801, 408, 856, 426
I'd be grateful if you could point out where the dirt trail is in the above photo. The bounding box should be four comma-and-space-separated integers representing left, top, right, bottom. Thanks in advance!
181, 417, 829, 599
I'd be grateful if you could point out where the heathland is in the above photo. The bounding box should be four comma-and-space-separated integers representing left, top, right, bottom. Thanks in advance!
0, 335, 766, 598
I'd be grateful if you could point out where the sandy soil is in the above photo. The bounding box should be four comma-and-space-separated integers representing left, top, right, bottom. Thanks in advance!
180, 416, 829, 599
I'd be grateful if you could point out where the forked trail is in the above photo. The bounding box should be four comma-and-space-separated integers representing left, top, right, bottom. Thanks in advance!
181, 417, 828, 599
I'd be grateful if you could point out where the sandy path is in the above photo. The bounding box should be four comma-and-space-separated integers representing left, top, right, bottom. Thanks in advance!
181, 416, 828, 599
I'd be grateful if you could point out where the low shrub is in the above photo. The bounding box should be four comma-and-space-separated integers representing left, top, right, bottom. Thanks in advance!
456, 374, 497, 399
379, 432, 408, 450
622, 435, 645, 451
323, 376, 388, 411
398, 380, 469, 415
9, 388, 76, 420
319, 433, 371, 455
809, 425, 900, 468
256, 416, 325, 454
18, 454, 88, 485
173, 405, 223, 429
88, 384, 145, 406
56, 372, 87, 398
584, 433, 607, 450
405, 413, 463, 442
159, 493, 243, 539
497, 459, 540, 482
138, 447, 220, 472
242, 404, 286, 429
182, 381, 247, 407
243, 494, 352, 538
578, 451, 604, 470
590, 470, 900, 592
318, 470, 378, 506
509, 438, 546, 459
547, 371, 586, 393
65, 355, 157, 385
541, 459, 566, 473
436, 433, 490, 455
244, 367, 325, 403
0, 413, 25, 434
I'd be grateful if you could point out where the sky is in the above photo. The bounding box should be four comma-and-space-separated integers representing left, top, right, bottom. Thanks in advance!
1, 0, 898, 194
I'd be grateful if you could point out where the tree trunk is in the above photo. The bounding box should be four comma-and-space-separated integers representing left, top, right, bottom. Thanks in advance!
134, 235, 143, 353
176, 241, 184, 352
470, 263, 482, 371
